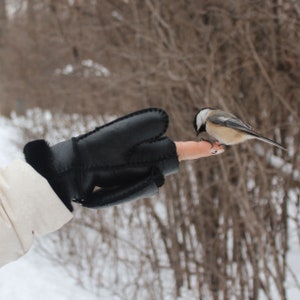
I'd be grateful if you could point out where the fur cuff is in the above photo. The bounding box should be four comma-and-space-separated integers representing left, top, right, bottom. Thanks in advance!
23, 139, 55, 180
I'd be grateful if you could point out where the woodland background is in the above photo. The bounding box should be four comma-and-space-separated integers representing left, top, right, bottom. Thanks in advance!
0, 1, 300, 299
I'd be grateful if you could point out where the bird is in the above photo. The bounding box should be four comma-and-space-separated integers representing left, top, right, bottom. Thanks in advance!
193, 108, 286, 150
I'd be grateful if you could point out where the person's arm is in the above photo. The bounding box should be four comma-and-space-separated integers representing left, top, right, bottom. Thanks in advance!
0, 159, 72, 268
24, 108, 224, 210
0, 108, 225, 268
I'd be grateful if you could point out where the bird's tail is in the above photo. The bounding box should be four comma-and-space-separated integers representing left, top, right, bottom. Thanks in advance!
255, 135, 286, 151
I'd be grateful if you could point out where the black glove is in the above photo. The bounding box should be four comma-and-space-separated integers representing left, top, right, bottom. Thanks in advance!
23, 108, 179, 211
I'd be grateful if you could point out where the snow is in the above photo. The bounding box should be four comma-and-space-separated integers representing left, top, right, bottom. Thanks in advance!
0, 248, 99, 300
0, 116, 24, 165
255, 144, 300, 183
55, 60, 110, 78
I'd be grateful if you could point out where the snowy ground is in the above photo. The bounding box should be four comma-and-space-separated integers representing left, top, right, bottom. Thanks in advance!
0, 112, 299, 299
0, 250, 99, 300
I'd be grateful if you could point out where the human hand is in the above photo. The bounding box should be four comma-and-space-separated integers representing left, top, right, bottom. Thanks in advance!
23, 108, 179, 210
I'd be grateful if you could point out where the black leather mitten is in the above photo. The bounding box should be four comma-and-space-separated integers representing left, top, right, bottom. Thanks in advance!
23, 108, 179, 211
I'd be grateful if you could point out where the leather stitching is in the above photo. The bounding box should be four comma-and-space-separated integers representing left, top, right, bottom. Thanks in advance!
76, 108, 168, 142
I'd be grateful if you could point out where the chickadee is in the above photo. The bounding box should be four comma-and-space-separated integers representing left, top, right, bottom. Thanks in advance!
193, 108, 286, 150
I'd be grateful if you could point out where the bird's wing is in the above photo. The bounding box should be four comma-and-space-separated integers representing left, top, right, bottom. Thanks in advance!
207, 110, 286, 150
207, 110, 258, 136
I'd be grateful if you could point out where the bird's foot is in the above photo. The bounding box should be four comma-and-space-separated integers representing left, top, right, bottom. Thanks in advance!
198, 138, 217, 148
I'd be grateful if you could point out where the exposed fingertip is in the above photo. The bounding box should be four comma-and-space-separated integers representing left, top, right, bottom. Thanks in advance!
211, 148, 225, 155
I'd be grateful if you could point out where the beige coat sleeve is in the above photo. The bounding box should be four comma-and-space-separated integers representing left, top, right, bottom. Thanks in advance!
0, 159, 73, 267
